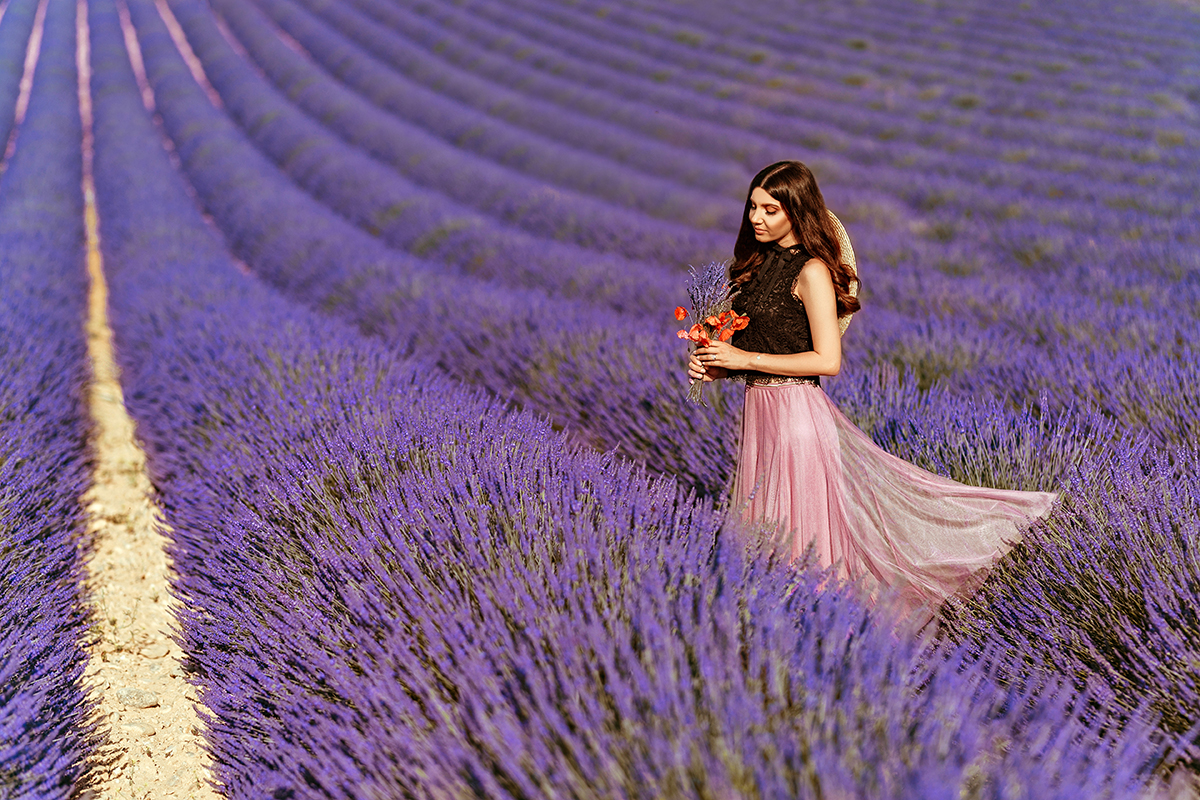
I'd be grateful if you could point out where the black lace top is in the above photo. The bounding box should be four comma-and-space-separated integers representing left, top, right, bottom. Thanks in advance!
729, 243, 819, 386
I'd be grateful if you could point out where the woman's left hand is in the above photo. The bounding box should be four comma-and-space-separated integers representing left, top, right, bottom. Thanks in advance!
693, 340, 751, 372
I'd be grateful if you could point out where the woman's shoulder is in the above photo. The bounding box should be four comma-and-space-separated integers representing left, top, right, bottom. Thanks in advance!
791, 257, 834, 300
799, 255, 832, 273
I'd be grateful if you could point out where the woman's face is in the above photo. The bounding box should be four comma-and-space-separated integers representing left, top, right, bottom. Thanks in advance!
748, 187, 799, 248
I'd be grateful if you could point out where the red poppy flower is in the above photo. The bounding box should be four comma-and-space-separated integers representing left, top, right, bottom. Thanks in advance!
719, 328, 734, 342
684, 324, 709, 346
674, 306, 688, 321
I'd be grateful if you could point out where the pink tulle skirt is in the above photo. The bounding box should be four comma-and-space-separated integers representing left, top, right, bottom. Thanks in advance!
733, 381, 1056, 610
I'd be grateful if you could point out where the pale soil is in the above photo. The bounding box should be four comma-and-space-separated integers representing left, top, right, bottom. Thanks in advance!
78, 295, 220, 800
77, 202, 220, 800
77, 3, 219, 790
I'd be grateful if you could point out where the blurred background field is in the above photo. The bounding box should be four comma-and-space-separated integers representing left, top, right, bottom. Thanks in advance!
2, 0, 1199, 796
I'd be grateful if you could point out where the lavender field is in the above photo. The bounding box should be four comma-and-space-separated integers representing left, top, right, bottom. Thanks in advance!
2, 0, 1199, 795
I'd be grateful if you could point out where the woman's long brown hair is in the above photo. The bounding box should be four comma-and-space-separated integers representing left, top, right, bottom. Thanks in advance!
730, 161, 860, 320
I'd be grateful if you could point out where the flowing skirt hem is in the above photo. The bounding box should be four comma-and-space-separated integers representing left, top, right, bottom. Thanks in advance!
733, 382, 1056, 613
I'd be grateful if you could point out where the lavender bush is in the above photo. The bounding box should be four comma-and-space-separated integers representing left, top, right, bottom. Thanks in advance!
0, 0, 40, 151
211, 0, 729, 267
81, 0, 1196, 795
122, 0, 749, 495
0, 0, 98, 794
245, 0, 735, 232
116, 5, 1200, 775
157, 0, 684, 318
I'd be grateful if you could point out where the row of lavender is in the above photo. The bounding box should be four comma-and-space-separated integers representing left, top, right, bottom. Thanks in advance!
284, 0, 1197, 225
153, 0, 1200, 780
270, 0, 1197, 336
0, 0, 1190, 796
0, 0, 96, 796
263, 0, 1195, 304
124, 0, 753, 496
255, 0, 1195, 332
86, 0, 1184, 796
163, 0, 1200, 474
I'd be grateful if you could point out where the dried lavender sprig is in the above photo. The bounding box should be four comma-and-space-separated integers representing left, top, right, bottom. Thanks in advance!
685, 259, 734, 318
683, 260, 734, 405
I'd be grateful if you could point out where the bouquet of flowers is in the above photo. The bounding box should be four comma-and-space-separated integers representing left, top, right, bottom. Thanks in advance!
675, 261, 749, 405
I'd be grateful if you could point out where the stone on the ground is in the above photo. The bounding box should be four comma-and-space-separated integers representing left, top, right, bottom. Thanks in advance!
115, 687, 160, 708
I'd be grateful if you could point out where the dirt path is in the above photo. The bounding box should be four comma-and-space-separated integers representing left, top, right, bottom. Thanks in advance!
76, 1, 219, 796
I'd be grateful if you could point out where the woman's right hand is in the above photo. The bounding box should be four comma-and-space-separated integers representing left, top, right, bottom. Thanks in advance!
688, 353, 727, 383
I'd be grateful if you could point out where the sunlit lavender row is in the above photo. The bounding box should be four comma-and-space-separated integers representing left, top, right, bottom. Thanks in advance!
151, 0, 1200, 785
0, 0, 96, 795
192, 0, 1199, 453
85, 0, 1186, 796
0, 0, 1197, 793
280, 0, 1195, 241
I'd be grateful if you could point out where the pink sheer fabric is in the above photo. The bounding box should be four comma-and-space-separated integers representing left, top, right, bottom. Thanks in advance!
733, 382, 1057, 610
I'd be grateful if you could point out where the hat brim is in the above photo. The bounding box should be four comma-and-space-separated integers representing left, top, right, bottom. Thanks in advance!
828, 210, 858, 336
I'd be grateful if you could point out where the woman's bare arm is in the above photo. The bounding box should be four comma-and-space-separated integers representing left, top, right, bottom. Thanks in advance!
692, 258, 841, 377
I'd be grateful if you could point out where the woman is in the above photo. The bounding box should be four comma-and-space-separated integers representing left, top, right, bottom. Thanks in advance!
690, 161, 1055, 612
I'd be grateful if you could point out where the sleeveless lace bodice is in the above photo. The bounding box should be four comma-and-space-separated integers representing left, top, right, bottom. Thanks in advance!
729, 243, 819, 386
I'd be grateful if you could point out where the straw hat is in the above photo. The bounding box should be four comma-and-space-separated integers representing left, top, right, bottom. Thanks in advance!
828, 210, 858, 336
